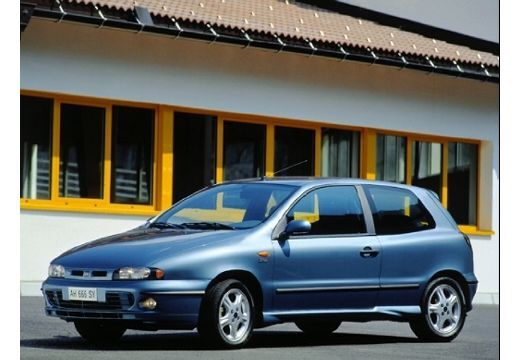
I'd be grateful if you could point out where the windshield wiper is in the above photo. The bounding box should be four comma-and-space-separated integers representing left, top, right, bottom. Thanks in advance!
148, 222, 186, 230
180, 222, 235, 230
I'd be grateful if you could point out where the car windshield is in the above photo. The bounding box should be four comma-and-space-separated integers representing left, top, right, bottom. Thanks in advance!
155, 183, 298, 229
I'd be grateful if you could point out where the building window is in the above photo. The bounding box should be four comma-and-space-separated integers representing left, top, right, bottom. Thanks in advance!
448, 142, 478, 225
173, 112, 216, 201
20, 96, 53, 199
321, 128, 360, 178
275, 126, 315, 176
111, 106, 155, 204
223, 121, 266, 181
19, 92, 486, 233
376, 134, 406, 183
59, 104, 105, 199
412, 140, 442, 198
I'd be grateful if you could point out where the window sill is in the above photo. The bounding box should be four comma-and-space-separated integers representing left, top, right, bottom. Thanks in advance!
458, 225, 495, 236
20, 199, 160, 217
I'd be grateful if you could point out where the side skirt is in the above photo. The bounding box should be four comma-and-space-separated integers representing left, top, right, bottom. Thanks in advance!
262, 306, 421, 325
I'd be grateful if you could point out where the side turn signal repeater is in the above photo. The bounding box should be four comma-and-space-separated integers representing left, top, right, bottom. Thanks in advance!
258, 251, 270, 262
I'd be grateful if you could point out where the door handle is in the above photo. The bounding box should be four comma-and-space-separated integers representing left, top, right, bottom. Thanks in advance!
360, 246, 379, 258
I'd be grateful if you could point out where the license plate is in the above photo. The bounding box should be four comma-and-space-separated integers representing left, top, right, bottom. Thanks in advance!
68, 287, 98, 302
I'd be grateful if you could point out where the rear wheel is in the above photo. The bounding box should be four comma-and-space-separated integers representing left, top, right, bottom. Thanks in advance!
295, 320, 341, 336
409, 277, 466, 342
198, 279, 255, 348
74, 320, 126, 343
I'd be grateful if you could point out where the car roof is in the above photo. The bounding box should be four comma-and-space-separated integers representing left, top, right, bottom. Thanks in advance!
221, 177, 427, 192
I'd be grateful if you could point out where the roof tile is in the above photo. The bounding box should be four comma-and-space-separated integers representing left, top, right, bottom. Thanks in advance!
69, 0, 498, 67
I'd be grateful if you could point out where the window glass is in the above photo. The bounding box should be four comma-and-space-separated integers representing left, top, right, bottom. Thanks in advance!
224, 122, 265, 181
287, 186, 366, 235
376, 134, 406, 183
275, 126, 315, 176
159, 183, 296, 229
20, 96, 53, 199
59, 104, 104, 198
448, 142, 478, 225
365, 185, 435, 235
111, 106, 154, 204
412, 141, 442, 198
321, 128, 360, 177
174, 112, 216, 201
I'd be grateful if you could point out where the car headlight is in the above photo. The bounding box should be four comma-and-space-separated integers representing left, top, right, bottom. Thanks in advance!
113, 267, 165, 280
48, 264, 65, 278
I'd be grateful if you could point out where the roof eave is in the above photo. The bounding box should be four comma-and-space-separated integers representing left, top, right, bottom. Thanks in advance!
26, 4, 499, 83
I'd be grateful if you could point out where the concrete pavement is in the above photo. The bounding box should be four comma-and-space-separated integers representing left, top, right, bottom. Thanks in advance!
21, 297, 498, 360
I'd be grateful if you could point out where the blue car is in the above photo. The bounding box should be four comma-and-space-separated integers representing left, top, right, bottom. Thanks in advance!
43, 178, 477, 348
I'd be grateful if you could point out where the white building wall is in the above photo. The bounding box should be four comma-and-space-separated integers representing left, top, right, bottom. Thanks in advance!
20, 211, 148, 295
20, 19, 499, 303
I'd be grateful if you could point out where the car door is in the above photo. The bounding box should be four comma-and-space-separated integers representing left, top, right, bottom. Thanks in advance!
272, 185, 381, 312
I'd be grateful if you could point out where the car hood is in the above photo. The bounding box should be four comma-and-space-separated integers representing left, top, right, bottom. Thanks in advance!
53, 228, 239, 269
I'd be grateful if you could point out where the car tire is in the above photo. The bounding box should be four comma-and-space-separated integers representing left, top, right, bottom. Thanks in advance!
198, 279, 255, 348
74, 320, 126, 343
409, 277, 466, 342
295, 320, 341, 336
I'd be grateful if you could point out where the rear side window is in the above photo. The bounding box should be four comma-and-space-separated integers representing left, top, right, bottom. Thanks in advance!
364, 185, 435, 235
287, 186, 366, 235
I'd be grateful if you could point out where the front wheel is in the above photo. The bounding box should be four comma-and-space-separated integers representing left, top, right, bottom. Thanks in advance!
295, 320, 341, 336
74, 320, 126, 343
198, 279, 255, 348
409, 277, 466, 342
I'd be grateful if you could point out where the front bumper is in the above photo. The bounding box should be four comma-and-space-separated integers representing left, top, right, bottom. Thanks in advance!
42, 278, 208, 329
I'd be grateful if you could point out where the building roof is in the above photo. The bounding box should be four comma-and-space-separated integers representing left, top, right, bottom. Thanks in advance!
25, 0, 499, 81
79, 0, 498, 67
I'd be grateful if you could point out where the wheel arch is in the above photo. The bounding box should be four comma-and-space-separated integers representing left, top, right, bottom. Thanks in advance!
203, 270, 264, 326
427, 270, 470, 310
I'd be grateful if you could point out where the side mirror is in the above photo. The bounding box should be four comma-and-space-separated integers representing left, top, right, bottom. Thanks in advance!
279, 220, 311, 240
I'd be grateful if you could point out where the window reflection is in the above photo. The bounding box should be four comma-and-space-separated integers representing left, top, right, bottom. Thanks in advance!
376, 134, 406, 183
321, 128, 360, 178
365, 185, 435, 235
448, 142, 478, 225
287, 186, 366, 235
111, 106, 154, 204
59, 104, 105, 199
412, 141, 442, 198
275, 126, 315, 176
20, 96, 53, 199
174, 112, 216, 201
223, 121, 266, 181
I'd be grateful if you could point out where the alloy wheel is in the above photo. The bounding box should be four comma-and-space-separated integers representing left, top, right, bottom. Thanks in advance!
217, 288, 251, 344
427, 283, 462, 335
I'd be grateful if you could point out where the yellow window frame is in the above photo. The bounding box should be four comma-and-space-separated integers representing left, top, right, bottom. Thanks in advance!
368, 129, 491, 235
20, 91, 160, 216
20, 90, 494, 235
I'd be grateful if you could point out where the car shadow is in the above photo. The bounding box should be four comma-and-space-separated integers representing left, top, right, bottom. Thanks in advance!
20, 330, 419, 351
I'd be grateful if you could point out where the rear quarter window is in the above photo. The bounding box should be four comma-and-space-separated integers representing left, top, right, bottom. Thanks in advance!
364, 185, 435, 235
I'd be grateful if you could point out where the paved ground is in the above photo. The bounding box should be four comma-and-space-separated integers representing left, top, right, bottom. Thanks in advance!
21, 297, 498, 360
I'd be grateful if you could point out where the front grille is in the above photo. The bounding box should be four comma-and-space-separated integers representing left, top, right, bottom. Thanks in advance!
68, 269, 109, 278
45, 290, 134, 310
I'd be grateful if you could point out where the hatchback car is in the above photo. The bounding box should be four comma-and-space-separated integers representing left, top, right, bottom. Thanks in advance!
43, 178, 477, 348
